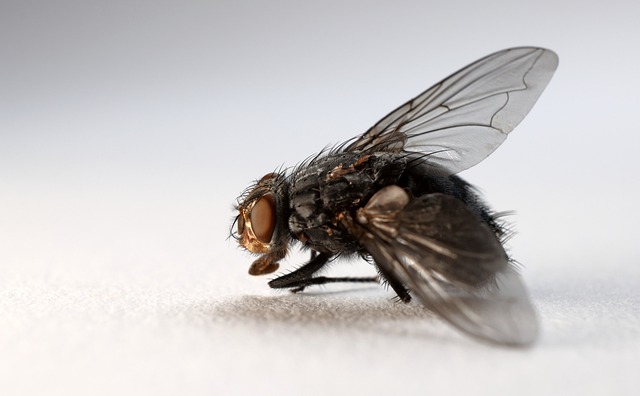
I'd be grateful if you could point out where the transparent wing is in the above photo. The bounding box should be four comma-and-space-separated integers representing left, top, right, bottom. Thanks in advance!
347, 186, 538, 346
344, 47, 558, 174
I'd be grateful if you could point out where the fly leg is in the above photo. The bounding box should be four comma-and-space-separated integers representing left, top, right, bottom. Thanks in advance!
268, 252, 378, 293
375, 264, 412, 303
287, 276, 379, 293
268, 251, 331, 290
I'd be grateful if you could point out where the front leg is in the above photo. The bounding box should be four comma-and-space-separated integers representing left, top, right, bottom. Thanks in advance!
268, 252, 332, 290
268, 252, 378, 293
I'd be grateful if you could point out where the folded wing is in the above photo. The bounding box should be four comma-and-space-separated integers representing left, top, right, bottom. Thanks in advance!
345, 186, 538, 346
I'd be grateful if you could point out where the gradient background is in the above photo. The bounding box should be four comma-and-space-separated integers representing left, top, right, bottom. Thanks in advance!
1, 1, 639, 395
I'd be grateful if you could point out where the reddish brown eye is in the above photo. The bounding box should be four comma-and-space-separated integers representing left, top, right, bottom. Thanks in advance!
236, 214, 245, 235
250, 194, 276, 243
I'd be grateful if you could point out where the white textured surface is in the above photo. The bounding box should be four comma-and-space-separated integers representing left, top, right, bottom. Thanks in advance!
0, 193, 638, 396
2, 1, 640, 395
1, 273, 639, 396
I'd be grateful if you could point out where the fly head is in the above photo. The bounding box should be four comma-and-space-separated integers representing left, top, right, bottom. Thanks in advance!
233, 172, 290, 275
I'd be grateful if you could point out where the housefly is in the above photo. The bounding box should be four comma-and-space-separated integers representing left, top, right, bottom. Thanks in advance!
231, 47, 558, 346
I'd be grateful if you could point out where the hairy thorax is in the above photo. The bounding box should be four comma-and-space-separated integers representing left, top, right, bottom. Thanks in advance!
288, 152, 407, 253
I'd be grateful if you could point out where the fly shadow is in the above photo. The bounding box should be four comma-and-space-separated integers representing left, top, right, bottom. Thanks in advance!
205, 289, 464, 342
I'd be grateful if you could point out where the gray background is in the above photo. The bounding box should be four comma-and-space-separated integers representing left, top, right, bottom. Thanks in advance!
1, 1, 639, 395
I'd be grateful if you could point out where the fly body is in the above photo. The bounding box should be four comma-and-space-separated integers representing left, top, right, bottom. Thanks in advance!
232, 47, 558, 346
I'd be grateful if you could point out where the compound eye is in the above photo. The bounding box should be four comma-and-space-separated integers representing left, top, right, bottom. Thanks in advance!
236, 214, 245, 236
250, 194, 276, 244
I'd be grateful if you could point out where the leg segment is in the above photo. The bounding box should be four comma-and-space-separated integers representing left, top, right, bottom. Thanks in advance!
268, 252, 332, 289
268, 252, 378, 293
375, 264, 412, 303
288, 276, 379, 293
